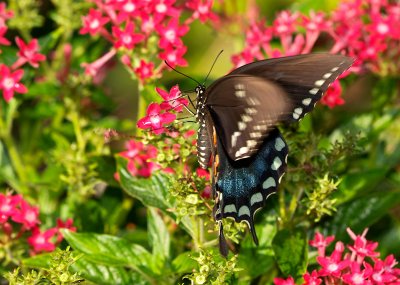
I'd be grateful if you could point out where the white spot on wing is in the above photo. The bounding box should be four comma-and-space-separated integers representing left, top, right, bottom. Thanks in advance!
231, 131, 241, 147
224, 204, 237, 214
247, 140, 257, 148
302, 98, 312, 106
238, 121, 246, 131
315, 80, 325, 87
250, 132, 262, 138
331, 67, 339, 72
241, 114, 252, 123
275, 137, 285, 151
238, 205, 250, 217
250, 193, 263, 206
263, 177, 276, 189
271, 157, 282, 170
323, 72, 332, 79
309, 88, 319, 95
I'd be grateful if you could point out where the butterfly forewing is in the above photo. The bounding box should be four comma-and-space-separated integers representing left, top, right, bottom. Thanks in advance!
205, 75, 291, 161
229, 53, 354, 123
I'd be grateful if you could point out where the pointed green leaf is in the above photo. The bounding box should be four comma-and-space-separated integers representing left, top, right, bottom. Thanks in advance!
148, 207, 170, 261
62, 230, 156, 278
172, 252, 198, 274
72, 256, 149, 285
272, 229, 308, 278
118, 162, 171, 211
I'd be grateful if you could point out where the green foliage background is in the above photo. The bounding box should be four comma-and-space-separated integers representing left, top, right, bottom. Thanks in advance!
0, 0, 399, 284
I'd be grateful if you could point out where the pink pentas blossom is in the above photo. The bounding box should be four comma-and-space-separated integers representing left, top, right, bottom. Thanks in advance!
0, 193, 21, 220
0, 65, 28, 102
186, 0, 218, 23
0, 3, 13, 27
118, 140, 160, 178
15, 37, 46, 68
302, 270, 322, 285
156, 18, 189, 49
273, 276, 295, 285
134, 60, 155, 82
342, 261, 373, 285
27, 227, 58, 253
317, 241, 350, 278
310, 232, 335, 257
137, 103, 176, 134
159, 45, 188, 68
80, 8, 109, 36
149, 0, 180, 22
0, 26, 10, 46
196, 168, 210, 180
347, 228, 379, 260
320, 80, 345, 109
11, 200, 40, 230
115, 0, 143, 23
112, 21, 145, 49
140, 15, 157, 35
157, 85, 188, 112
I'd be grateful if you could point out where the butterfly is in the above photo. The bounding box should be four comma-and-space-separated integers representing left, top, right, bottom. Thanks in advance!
193, 53, 354, 256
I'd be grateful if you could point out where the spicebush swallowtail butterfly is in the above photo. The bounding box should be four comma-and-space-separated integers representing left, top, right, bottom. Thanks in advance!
192, 53, 353, 256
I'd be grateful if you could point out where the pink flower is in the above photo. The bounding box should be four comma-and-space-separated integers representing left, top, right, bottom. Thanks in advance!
186, 0, 218, 23
273, 11, 299, 36
301, 11, 330, 53
274, 276, 295, 285
55, 218, 76, 243
0, 26, 10, 46
0, 65, 27, 102
81, 49, 116, 79
118, 140, 160, 178
27, 227, 57, 253
112, 21, 145, 49
159, 45, 188, 68
15, 37, 46, 68
11, 200, 40, 230
0, 193, 21, 221
157, 85, 188, 112
134, 60, 155, 82
231, 49, 254, 69
115, 0, 143, 23
317, 242, 350, 277
140, 15, 157, 35
0, 3, 13, 26
149, 0, 180, 22
309, 232, 335, 257
364, 260, 397, 284
302, 270, 322, 285
137, 103, 176, 135
156, 18, 189, 49
320, 80, 345, 109
347, 228, 379, 260
80, 8, 109, 36
196, 168, 210, 180
342, 262, 373, 285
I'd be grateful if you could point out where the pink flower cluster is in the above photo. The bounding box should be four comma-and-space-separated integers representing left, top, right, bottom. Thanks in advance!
79, 0, 218, 83
137, 85, 188, 134
0, 193, 75, 254
0, 3, 46, 102
232, 0, 400, 108
117, 139, 161, 178
274, 228, 400, 285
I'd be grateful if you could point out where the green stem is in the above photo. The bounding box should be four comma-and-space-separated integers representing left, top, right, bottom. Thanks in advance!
0, 103, 29, 194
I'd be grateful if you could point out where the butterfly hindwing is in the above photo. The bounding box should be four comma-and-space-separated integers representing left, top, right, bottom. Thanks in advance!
213, 128, 288, 245
206, 75, 291, 161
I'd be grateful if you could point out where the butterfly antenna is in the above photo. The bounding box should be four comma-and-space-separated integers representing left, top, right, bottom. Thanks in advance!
164, 61, 201, 86
203, 50, 224, 85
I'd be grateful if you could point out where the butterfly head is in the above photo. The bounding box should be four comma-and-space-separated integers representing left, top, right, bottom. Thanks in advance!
195, 85, 206, 95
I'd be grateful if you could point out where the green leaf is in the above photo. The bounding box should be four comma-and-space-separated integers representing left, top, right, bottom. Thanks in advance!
326, 192, 400, 240
336, 169, 387, 204
148, 208, 170, 262
72, 256, 149, 285
272, 229, 308, 278
172, 252, 198, 274
118, 161, 171, 211
62, 230, 156, 278
22, 253, 52, 269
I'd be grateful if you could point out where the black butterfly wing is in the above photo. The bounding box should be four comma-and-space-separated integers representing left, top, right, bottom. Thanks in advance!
229, 53, 354, 123
214, 128, 288, 246
205, 75, 291, 161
